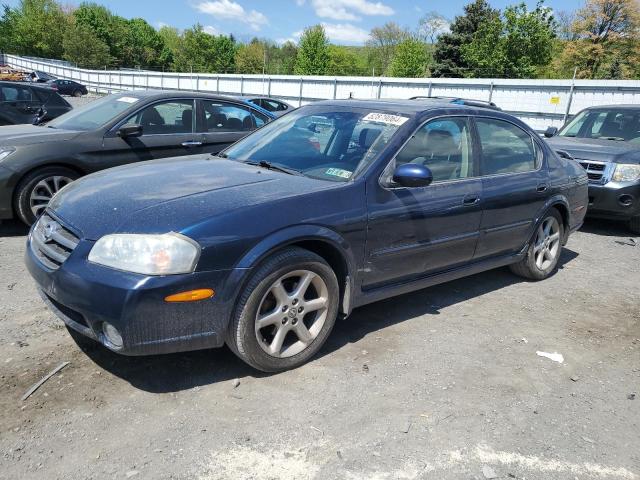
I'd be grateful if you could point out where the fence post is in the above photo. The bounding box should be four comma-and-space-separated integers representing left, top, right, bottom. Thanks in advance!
428, 81, 433, 97
216, 75, 220, 94
267, 77, 272, 96
240, 76, 244, 95
377, 79, 382, 99
333, 78, 338, 99
299, 77, 304, 106
488, 81, 495, 103
564, 67, 578, 124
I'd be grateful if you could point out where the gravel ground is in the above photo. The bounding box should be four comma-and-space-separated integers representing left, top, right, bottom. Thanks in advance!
0, 217, 638, 480
66, 93, 102, 109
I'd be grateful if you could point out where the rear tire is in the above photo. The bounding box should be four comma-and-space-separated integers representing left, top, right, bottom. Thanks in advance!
629, 216, 640, 234
14, 166, 79, 225
72, 89, 82, 97
510, 209, 564, 281
226, 247, 339, 372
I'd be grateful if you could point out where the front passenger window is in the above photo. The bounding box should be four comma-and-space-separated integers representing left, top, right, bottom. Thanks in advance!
126, 100, 194, 135
395, 117, 474, 183
476, 118, 538, 175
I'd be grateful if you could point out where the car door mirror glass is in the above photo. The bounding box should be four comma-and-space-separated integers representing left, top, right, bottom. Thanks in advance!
118, 124, 143, 138
544, 126, 558, 138
392, 163, 433, 188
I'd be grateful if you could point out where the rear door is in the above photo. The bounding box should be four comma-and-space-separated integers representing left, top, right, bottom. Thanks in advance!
0, 84, 41, 124
473, 117, 549, 259
197, 99, 269, 155
101, 98, 201, 168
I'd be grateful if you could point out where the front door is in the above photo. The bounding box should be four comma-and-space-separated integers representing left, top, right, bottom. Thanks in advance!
472, 117, 549, 259
0, 84, 42, 124
363, 116, 483, 289
101, 99, 202, 169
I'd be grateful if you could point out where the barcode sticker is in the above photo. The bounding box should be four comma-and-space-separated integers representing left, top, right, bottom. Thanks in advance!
362, 112, 408, 126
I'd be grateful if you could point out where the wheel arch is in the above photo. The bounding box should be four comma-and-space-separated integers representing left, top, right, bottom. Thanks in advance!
225, 225, 358, 317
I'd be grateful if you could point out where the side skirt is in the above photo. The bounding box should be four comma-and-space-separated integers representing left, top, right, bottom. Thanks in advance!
351, 250, 526, 310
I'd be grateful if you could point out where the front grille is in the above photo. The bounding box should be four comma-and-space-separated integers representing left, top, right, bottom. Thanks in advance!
30, 213, 79, 270
578, 161, 607, 184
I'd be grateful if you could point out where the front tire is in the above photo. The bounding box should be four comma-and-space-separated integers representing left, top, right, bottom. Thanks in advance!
227, 247, 339, 372
510, 209, 564, 280
14, 167, 78, 225
72, 89, 82, 97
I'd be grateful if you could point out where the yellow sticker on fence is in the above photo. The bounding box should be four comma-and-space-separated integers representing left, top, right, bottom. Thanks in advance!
550, 96, 561, 105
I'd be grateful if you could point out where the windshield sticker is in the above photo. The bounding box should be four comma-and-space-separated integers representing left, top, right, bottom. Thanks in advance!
326, 168, 352, 179
362, 112, 408, 126
117, 96, 140, 104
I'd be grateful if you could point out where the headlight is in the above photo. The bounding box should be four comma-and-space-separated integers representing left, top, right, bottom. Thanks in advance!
88, 233, 200, 275
612, 163, 640, 182
0, 148, 15, 162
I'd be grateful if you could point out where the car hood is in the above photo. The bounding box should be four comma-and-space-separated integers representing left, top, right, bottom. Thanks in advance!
546, 136, 640, 164
49, 156, 336, 240
0, 125, 82, 147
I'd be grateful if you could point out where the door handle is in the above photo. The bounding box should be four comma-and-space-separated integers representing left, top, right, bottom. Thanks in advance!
462, 194, 480, 206
536, 183, 548, 193
181, 141, 202, 147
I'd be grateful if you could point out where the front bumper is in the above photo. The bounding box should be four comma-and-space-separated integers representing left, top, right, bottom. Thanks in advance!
0, 165, 18, 220
26, 235, 235, 356
587, 181, 640, 221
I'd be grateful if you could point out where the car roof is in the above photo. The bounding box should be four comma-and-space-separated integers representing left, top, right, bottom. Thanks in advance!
110, 90, 268, 103
308, 98, 484, 115
0, 80, 56, 91
582, 104, 640, 110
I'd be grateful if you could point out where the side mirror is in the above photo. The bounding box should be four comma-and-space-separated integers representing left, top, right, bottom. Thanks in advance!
118, 124, 143, 138
544, 126, 558, 138
392, 163, 433, 188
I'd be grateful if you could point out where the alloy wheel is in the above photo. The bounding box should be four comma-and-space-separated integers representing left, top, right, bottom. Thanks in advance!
255, 270, 329, 358
533, 217, 561, 270
29, 175, 74, 218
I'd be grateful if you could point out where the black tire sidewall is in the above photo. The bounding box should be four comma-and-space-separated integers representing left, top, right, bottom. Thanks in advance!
524, 210, 564, 280
230, 249, 339, 372
15, 167, 78, 225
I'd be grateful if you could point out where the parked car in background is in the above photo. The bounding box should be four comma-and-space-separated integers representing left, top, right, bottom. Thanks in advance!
28, 70, 57, 83
410, 96, 502, 111
0, 91, 274, 225
46, 79, 88, 97
244, 96, 293, 117
25, 99, 587, 371
0, 81, 72, 126
545, 105, 640, 233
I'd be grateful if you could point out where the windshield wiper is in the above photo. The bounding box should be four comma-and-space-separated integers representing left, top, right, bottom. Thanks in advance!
244, 160, 303, 176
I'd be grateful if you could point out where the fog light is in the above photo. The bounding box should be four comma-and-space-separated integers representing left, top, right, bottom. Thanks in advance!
618, 194, 634, 207
102, 322, 123, 349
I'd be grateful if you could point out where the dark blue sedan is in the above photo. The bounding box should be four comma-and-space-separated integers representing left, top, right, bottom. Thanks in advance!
25, 99, 588, 372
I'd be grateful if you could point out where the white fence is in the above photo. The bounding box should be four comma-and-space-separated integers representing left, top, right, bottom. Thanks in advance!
4, 53, 640, 130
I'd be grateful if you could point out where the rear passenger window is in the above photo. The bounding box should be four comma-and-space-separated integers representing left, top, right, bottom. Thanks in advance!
126, 100, 194, 135
1, 85, 32, 101
202, 101, 257, 132
476, 118, 538, 175
395, 117, 474, 183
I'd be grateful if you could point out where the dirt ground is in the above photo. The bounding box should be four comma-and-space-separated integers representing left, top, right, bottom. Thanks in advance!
0, 216, 638, 480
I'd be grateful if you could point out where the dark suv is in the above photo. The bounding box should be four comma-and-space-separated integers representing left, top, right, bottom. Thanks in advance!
545, 105, 640, 233
0, 81, 72, 125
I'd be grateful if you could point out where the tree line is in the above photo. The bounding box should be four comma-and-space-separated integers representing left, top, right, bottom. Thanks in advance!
1, 0, 639, 79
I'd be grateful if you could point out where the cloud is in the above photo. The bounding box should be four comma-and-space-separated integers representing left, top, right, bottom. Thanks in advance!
321, 22, 370, 43
194, 0, 268, 31
203, 25, 223, 35
310, 0, 394, 21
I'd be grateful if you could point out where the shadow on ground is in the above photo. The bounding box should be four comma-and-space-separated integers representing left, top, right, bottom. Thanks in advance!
580, 218, 638, 238
0, 219, 29, 238
74, 248, 578, 394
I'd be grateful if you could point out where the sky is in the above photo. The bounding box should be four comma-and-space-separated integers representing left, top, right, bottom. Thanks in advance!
5, 0, 585, 44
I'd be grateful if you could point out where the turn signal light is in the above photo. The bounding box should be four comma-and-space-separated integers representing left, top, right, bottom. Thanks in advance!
165, 289, 214, 303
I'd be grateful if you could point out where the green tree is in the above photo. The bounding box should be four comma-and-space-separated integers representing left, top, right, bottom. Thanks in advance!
0, 5, 19, 53
11, 0, 68, 58
158, 26, 181, 70
462, 2, 556, 78
119, 18, 165, 68
432, 0, 499, 77
236, 41, 265, 74
173, 25, 235, 73
63, 20, 111, 68
294, 25, 329, 75
326, 45, 362, 76
271, 41, 298, 74
388, 38, 430, 77
366, 22, 409, 75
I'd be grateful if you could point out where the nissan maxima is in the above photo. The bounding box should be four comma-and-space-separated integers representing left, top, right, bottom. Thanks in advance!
25, 100, 588, 372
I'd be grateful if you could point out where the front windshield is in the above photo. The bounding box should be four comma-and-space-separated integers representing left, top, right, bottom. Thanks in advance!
222, 107, 409, 182
47, 94, 143, 131
559, 108, 640, 143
